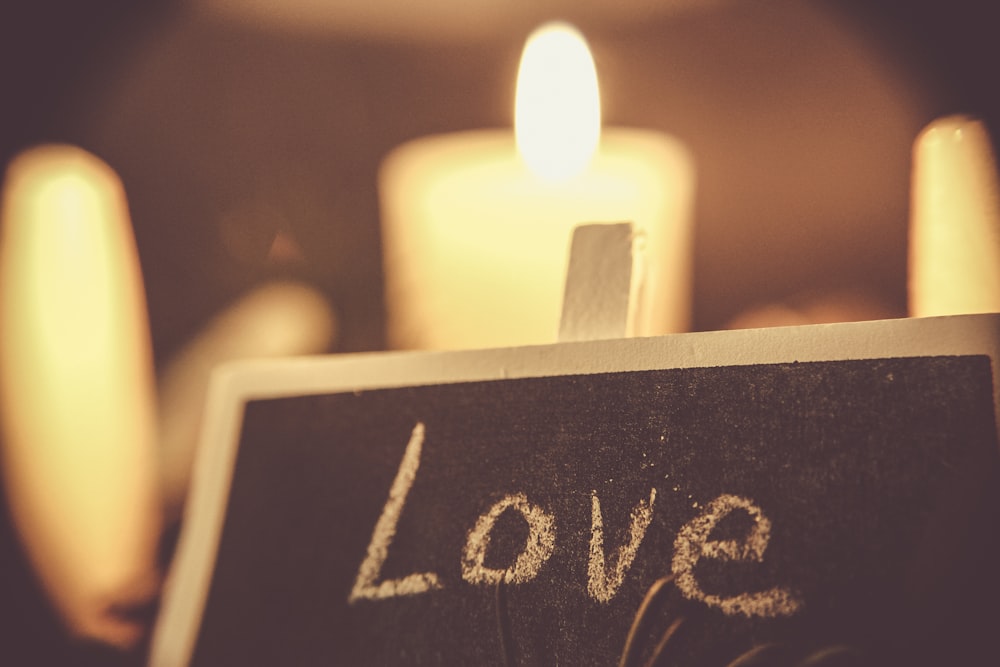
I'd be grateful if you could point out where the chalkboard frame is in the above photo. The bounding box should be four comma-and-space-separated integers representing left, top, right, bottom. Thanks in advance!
149, 313, 1000, 666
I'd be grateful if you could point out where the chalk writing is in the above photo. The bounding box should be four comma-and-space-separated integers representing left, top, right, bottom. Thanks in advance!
348, 422, 442, 602
588, 488, 656, 603
672, 494, 803, 618
351, 423, 801, 617
462, 493, 557, 585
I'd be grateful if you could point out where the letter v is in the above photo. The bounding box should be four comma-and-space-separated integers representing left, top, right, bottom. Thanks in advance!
349, 422, 442, 602
587, 488, 656, 603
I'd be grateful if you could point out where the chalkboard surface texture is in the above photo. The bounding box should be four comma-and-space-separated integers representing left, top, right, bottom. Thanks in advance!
152, 315, 1000, 667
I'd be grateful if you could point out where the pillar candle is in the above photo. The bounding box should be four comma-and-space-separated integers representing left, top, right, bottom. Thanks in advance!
0, 146, 161, 648
380, 23, 695, 350
909, 115, 1000, 316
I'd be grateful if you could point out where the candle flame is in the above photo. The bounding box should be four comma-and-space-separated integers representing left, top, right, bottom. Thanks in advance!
515, 22, 601, 183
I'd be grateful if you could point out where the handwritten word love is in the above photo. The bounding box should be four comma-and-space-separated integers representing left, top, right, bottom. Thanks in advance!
349, 423, 802, 619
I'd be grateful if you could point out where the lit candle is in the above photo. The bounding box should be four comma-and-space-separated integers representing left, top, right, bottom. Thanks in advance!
0, 146, 161, 648
380, 22, 695, 350
909, 115, 1000, 316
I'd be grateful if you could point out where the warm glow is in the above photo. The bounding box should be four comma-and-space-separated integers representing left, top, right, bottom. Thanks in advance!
515, 22, 601, 183
0, 145, 161, 649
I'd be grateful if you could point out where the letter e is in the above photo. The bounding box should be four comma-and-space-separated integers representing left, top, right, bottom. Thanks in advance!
671, 493, 802, 618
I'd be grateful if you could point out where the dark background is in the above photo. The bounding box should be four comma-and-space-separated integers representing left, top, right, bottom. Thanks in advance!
1, 0, 999, 663
3, 0, 1000, 363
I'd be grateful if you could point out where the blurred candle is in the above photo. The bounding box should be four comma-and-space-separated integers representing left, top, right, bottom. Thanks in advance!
159, 281, 337, 520
0, 146, 161, 648
380, 22, 694, 350
909, 115, 1000, 316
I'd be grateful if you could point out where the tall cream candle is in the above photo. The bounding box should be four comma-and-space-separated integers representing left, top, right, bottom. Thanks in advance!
0, 146, 161, 648
380, 23, 694, 350
909, 115, 1000, 316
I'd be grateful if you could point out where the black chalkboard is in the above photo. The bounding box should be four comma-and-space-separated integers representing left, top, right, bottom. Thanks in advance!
151, 317, 1000, 667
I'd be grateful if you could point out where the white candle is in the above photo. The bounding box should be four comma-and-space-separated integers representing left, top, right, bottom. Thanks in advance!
909, 115, 1000, 316
380, 23, 694, 350
0, 146, 161, 647
158, 281, 337, 520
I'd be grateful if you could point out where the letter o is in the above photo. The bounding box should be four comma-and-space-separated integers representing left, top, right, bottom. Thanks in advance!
461, 493, 556, 586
